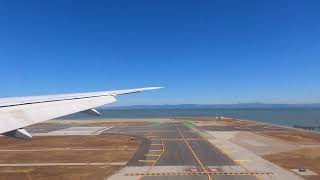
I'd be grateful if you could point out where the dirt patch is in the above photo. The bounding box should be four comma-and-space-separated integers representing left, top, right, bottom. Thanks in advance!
260, 131, 320, 145
0, 150, 135, 163
0, 166, 122, 180
0, 134, 139, 179
263, 147, 320, 180
0, 134, 138, 149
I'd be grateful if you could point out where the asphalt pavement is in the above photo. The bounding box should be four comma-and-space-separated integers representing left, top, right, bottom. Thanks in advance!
104, 122, 257, 180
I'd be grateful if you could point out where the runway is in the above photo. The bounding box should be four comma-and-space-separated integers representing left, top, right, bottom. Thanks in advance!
105, 122, 256, 180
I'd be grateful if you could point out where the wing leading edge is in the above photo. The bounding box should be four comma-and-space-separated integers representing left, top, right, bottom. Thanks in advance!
0, 87, 162, 139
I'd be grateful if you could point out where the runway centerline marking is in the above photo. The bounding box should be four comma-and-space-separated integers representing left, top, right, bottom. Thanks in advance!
176, 125, 213, 180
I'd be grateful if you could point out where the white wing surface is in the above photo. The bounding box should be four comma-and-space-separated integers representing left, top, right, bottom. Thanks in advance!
0, 87, 162, 139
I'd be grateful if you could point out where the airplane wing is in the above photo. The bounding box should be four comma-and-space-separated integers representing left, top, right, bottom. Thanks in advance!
0, 87, 162, 139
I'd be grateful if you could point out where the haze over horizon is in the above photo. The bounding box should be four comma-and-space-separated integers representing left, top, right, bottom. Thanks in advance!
1, 0, 320, 105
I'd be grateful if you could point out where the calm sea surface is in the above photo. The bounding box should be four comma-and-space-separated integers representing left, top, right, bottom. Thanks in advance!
61, 108, 320, 127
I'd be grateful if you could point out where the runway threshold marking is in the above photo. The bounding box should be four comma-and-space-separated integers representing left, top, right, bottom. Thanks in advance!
176, 125, 213, 180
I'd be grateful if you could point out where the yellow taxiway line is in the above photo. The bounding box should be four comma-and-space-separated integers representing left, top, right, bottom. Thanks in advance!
138, 160, 156, 163
176, 126, 213, 180
138, 140, 165, 180
145, 154, 161, 157
149, 149, 163, 152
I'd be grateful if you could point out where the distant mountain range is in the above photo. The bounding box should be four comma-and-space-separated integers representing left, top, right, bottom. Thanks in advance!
103, 103, 320, 109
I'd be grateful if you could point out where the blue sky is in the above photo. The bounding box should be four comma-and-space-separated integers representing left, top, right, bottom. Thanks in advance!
1, 0, 320, 105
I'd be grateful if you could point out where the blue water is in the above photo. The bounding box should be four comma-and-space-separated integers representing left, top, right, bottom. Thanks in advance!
60, 108, 320, 127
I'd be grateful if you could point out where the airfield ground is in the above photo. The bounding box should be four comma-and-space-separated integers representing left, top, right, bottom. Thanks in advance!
0, 118, 319, 180
0, 134, 139, 179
